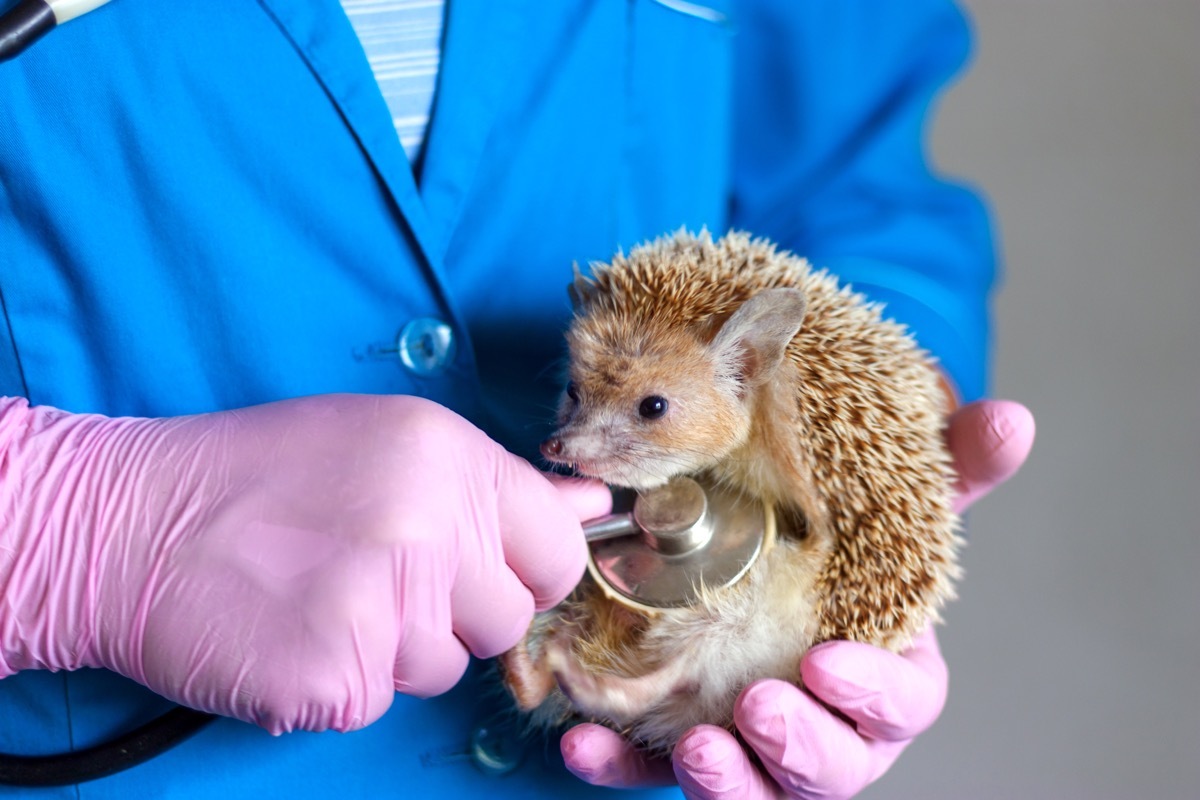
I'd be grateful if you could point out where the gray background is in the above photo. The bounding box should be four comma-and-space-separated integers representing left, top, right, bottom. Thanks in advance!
863, 1, 1200, 798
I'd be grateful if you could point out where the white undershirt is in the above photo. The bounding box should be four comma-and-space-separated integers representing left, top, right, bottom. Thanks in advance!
340, 0, 446, 165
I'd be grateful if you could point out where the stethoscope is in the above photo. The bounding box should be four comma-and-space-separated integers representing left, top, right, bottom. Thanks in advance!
0, 476, 772, 786
0, 0, 762, 780
0, 0, 110, 61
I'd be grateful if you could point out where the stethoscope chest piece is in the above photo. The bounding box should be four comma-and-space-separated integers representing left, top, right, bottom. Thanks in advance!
584, 476, 775, 614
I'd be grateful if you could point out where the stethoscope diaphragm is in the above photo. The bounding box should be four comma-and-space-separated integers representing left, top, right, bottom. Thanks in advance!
583, 476, 775, 615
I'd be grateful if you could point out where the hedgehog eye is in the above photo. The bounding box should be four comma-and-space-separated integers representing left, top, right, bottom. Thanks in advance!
638, 395, 669, 420
566, 382, 580, 403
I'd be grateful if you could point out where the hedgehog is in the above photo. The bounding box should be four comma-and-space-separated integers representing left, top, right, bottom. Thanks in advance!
498, 229, 961, 755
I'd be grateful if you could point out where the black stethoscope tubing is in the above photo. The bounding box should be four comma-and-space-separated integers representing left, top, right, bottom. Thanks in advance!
0, 707, 217, 787
0, 0, 111, 62
0, 0, 54, 61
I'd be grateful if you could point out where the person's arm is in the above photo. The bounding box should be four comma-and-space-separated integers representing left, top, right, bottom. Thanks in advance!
731, 0, 995, 402
0, 394, 609, 733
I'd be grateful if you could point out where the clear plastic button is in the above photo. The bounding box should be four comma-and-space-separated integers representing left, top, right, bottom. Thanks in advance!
397, 317, 456, 376
469, 719, 525, 776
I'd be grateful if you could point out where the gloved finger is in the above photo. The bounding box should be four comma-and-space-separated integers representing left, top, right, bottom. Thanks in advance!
672, 725, 778, 800
542, 473, 614, 523
450, 555, 536, 658
392, 549, 471, 698
735, 679, 885, 800
947, 399, 1035, 514
392, 623, 470, 698
493, 455, 590, 611
560, 723, 676, 788
799, 627, 947, 742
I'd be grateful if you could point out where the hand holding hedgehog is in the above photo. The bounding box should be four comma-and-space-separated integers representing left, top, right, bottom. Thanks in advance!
562, 399, 1034, 799
498, 231, 1034, 793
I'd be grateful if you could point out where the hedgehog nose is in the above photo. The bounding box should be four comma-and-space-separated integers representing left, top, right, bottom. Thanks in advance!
541, 437, 564, 459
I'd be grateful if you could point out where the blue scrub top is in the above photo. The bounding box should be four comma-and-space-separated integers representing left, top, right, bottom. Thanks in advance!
0, 0, 995, 796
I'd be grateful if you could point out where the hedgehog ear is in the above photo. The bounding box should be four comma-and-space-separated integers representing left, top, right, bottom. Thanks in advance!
709, 288, 807, 397
568, 264, 597, 311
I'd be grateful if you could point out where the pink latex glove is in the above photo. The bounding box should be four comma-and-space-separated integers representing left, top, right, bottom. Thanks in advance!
0, 394, 610, 734
561, 399, 1035, 799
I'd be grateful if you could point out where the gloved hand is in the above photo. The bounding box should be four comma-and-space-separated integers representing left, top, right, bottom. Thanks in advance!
561, 399, 1035, 798
0, 394, 610, 734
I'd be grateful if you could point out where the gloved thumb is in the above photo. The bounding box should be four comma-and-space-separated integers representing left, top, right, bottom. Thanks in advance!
947, 399, 1035, 514
543, 473, 613, 524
